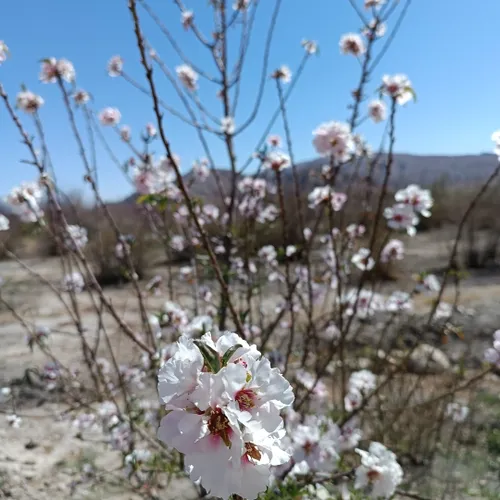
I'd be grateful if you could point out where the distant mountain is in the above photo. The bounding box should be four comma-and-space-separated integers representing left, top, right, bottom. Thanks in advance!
120, 153, 500, 205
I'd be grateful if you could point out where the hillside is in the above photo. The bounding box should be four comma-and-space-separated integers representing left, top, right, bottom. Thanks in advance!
122, 152, 500, 204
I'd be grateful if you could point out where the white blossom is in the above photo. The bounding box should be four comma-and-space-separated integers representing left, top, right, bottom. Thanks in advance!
380, 239, 404, 263
355, 442, 403, 499
384, 203, 419, 236
221, 116, 235, 135
181, 10, 194, 29
313, 121, 354, 162
395, 184, 433, 217
0, 40, 9, 65
99, 107, 121, 126
176, 64, 198, 91
446, 402, 469, 423
157, 332, 293, 499
263, 151, 290, 171
107, 55, 123, 77
352, 248, 375, 271
16, 90, 44, 113
340, 33, 366, 56
382, 74, 414, 106
301, 39, 318, 54
368, 99, 387, 123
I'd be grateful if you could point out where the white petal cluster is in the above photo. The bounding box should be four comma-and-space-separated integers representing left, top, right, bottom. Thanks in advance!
384, 203, 419, 236
339, 33, 366, 56
382, 74, 414, 105
380, 239, 404, 263
368, 99, 387, 123
16, 90, 44, 114
355, 442, 403, 498
0, 40, 9, 65
176, 64, 198, 91
6, 181, 45, 222
99, 107, 121, 126
351, 248, 375, 271
157, 332, 294, 499
65, 225, 88, 251
308, 186, 347, 211
39, 57, 75, 83
107, 55, 123, 77
313, 121, 354, 162
484, 329, 500, 368
395, 184, 433, 217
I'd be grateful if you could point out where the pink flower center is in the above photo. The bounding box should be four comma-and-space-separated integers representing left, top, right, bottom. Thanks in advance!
235, 388, 257, 411
207, 408, 232, 448
367, 469, 382, 482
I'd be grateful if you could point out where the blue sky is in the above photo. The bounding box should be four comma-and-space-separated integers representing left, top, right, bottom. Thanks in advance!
1, 0, 500, 200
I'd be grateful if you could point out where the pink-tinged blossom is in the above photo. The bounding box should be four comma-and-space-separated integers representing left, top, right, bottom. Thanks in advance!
39, 57, 75, 83
99, 107, 121, 126
368, 99, 387, 123
312, 121, 354, 161
382, 74, 414, 105
380, 239, 404, 263
119, 125, 131, 142
363, 19, 387, 39
181, 10, 194, 30
263, 151, 290, 171
352, 248, 375, 271
484, 330, 500, 367
271, 65, 291, 84
342, 289, 385, 319
339, 33, 366, 56
301, 39, 318, 54
395, 184, 433, 217
16, 90, 44, 113
176, 64, 198, 91
73, 90, 90, 105
385, 291, 413, 313
157, 332, 293, 499
384, 203, 419, 236
286, 245, 297, 257
267, 134, 281, 147
355, 442, 403, 499
288, 414, 340, 474
107, 56, 123, 77
0, 41, 9, 65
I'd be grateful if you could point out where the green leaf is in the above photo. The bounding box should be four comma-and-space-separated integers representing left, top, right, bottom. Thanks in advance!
194, 340, 221, 373
221, 344, 243, 367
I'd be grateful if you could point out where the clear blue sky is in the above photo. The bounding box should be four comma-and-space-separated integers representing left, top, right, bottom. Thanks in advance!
1, 0, 500, 200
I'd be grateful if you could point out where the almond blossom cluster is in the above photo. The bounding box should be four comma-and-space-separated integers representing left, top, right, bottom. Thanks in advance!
385, 184, 433, 236
157, 332, 294, 499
